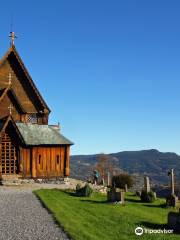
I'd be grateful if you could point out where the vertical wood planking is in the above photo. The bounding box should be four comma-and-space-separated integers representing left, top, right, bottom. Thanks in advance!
65, 146, 70, 176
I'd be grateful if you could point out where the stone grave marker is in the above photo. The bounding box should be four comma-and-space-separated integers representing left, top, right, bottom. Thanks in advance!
168, 208, 180, 232
107, 188, 125, 204
166, 169, 178, 207
144, 176, 150, 193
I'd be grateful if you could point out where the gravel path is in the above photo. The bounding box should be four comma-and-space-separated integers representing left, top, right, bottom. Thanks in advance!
0, 187, 69, 240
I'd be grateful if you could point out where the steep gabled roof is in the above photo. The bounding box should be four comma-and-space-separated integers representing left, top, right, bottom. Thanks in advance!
0, 45, 50, 113
0, 115, 25, 144
0, 87, 26, 113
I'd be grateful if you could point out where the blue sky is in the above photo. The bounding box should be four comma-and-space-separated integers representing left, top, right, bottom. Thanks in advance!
1, 1, 180, 155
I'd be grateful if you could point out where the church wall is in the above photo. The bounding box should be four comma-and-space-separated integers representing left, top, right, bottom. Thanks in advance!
0, 134, 71, 179
25, 146, 68, 178
65, 146, 70, 176
21, 148, 31, 178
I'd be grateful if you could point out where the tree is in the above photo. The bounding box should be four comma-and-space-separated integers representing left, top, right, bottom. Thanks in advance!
95, 153, 116, 185
112, 173, 134, 189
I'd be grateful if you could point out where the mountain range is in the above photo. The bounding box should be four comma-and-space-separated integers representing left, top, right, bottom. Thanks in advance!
70, 149, 180, 187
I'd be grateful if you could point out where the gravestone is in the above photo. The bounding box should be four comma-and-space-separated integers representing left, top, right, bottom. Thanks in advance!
140, 176, 156, 202
124, 184, 128, 192
166, 194, 178, 207
168, 208, 180, 232
107, 172, 110, 186
107, 188, 125, 204
101, 178, 105, 186
170, 169, 175, 195
136, 191, 141, 197
144, 176, 150, 193
166, 169, 178, 207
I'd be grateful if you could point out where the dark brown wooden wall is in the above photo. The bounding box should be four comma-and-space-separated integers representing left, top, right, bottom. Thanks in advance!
21, 148, 31, 177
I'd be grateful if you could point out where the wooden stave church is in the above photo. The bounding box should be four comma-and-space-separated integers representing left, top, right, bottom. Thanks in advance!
0, 37, 73, 180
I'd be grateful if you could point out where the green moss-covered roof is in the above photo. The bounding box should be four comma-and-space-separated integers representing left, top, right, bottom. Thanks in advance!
16, 123, 73, 146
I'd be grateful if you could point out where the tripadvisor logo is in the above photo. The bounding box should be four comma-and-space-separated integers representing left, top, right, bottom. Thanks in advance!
135, 227, 143, 236
135, 227, 173, 235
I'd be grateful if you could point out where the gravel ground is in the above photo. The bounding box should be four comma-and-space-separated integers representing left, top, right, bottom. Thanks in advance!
0, 187, 69, 240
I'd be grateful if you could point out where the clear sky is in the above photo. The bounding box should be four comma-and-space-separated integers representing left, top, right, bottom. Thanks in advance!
0, 0, 180, 155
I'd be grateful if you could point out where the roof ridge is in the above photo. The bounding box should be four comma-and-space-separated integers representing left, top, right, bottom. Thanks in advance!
0, 45, 14, 67
0, 87, 10, 103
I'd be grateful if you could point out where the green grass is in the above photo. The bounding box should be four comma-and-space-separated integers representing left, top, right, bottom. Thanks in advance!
34, 189, 179, 240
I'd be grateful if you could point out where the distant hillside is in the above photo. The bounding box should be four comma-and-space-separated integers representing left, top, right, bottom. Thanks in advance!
70, 149, 180, 186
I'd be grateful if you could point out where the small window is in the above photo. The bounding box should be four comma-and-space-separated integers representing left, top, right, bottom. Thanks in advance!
39, 155, 41, 164
57, 155, 60, 164
27, 113, 38, 123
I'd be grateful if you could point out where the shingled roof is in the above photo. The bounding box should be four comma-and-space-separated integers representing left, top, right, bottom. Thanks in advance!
16, 123, 73, 146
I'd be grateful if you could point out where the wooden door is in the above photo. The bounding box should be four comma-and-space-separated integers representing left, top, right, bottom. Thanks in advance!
1, 133, 18, 174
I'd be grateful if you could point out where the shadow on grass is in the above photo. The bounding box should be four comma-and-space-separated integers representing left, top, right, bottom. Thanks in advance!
125, 198, 141, 203
61, 191, 109, 204
57, 190, 80, 197
80, 199, 108, 204
66, 192, 77, 197
64, 191, 92, 198
138, 221, 168, 229
142, 203, 166, 208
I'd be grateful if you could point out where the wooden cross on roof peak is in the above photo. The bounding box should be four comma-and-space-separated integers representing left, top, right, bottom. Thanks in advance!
9, 31, 17, 46
8, 104, 13, 115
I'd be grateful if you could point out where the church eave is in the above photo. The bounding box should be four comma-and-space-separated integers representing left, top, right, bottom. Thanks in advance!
0, 115, 25, 144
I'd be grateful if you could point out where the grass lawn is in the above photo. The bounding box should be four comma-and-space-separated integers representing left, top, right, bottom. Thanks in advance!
34, 189, 179, 240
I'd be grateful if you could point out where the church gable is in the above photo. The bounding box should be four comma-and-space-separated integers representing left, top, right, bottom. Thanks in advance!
0, 46, 50, 117
0, 115, 24, 144
0, 90, 21, 121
